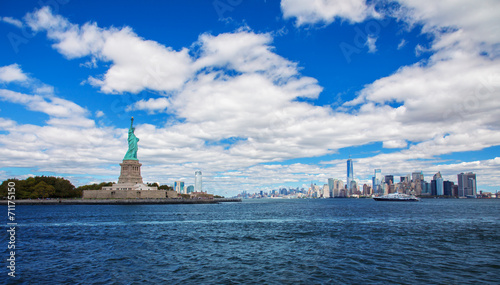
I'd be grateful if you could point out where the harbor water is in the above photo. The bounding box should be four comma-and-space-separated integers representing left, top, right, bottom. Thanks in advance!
2, 198, 499, 284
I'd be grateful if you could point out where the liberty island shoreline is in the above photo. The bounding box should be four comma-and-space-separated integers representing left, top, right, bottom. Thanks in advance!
0, 198, 241, 205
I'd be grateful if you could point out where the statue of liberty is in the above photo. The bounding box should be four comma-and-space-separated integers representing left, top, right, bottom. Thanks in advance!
124, 117, 139, 160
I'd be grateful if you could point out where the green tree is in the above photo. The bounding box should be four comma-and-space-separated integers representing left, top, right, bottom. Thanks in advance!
147, 183, 173, 191
18, 177, 34, 198
76, 182, 113, 191
54, 177, 77, 198
1, 176, 79, 199
32, 181, 56, 199
0, 179, 19, 198
179, 194, 191, 199
158, 184, 173, 191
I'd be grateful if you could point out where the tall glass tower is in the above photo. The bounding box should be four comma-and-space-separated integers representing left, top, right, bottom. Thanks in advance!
328, 178, 334, 197
347, 158, 353, 193
373, 169, 382, 194
195, 170, 202, 193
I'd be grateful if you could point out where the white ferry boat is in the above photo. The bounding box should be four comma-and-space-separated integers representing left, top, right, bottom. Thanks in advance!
373, 192, 420, 202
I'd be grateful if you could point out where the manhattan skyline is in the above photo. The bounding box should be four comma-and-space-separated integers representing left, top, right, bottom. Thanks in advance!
0, 1, 499, 196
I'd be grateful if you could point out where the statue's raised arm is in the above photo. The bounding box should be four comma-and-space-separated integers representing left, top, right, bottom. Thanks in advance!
123, 117, 139, 161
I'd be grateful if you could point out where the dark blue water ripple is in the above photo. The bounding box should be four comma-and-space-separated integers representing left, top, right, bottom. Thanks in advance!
1, 199, 499, 284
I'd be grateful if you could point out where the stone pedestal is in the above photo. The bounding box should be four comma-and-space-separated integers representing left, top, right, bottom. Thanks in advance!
118, 160, 143, 184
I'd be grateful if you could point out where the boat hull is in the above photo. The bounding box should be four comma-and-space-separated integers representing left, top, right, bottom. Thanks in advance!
373, 197, 420, 202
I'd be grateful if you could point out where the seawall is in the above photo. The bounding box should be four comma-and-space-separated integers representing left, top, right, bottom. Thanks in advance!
0, 198, 242, 205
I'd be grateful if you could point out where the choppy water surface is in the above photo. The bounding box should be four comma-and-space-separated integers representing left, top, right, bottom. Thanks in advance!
2, 199, 499, 284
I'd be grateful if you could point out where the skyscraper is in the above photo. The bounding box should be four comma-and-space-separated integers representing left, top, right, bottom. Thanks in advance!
350, 180, 358, 194
412, 171, 424, 195
328, 178, 334, 198
347, 158, 353, 194
457, 172, 476, 197
385, 175, 394, 185
174, 181, 184, 194
373, 169, 382, 194
443, 181, 454, 196
362, 184, 370, 196
431, 172, 443, 196
332, 179, 342, 197
195, 170, 202, 193
322, 184, 330, 198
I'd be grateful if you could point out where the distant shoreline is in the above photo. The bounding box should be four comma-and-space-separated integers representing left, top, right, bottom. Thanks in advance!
0, 198, 241, 205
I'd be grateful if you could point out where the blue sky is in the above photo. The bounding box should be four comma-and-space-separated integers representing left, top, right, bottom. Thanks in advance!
0, 0, 499, 196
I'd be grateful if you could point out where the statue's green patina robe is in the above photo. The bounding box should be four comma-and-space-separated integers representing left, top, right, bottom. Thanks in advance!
124, 117, 139, 160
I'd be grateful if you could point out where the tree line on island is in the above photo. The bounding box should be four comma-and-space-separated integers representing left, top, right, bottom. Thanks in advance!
0, 176, 175, 199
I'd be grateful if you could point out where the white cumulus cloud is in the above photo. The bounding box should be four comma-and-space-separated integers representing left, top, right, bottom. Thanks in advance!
0, 64, 28, 83
365, 36, 377, 53
281, 0, 377, 25
1, 16, 23, 28
25, 7, 193, 94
